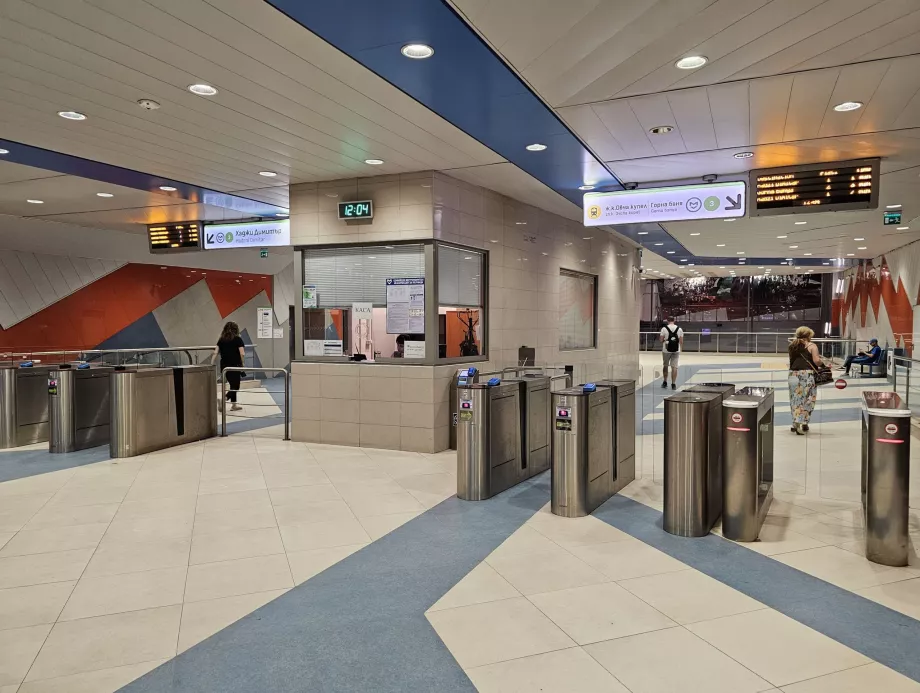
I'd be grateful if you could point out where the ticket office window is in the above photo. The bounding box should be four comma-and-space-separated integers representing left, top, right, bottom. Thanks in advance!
437, 245, 485, 360
559, 269, 597, 351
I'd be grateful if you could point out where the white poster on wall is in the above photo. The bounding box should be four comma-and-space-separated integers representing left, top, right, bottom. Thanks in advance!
404, 341, 425, 359
386, 278, 425, 334
257, 307, 273, 339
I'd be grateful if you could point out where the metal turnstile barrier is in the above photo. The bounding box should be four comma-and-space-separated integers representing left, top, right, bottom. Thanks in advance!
220, 367, 290, 441
722, 387, 775, 541
595, 380, 636, 493
506, 374, 552, 479
551, 384, 614, 517
861, 391, 911, 566
49, 364, 114, 453
110, 364, 218, 458
0, 364, 57, 448
456, 375, 523, 500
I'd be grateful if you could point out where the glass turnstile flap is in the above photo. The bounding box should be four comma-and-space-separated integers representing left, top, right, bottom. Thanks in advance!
861, 391, 910, 417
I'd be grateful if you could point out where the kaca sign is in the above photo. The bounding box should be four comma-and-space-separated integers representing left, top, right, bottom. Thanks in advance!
584, 181, 746, 226
203, 219, 290, 249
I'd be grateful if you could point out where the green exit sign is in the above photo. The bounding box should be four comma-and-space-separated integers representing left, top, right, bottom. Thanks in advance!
259, 248, 268, 258
884, 211, 902, 225
337, 200, 374, 220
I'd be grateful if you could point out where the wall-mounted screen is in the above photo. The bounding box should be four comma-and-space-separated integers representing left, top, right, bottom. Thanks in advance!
750, 158, 880, 216
147, 222, 202, 253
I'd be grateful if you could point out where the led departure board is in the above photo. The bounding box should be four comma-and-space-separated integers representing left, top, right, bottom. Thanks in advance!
147, 222, 202, 253
750, 158, 880, 217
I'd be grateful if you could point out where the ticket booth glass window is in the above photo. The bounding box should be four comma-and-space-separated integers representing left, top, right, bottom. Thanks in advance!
438, 245, 485, 359
559, 269, 597, 350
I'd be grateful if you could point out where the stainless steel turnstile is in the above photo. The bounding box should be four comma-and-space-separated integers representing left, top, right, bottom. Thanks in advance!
507, 374, 552, 479
595, 379, 636, 493
861, 391, 911, 566
456, 377, 523, 500
110, 365, 217, 458
0, 364, 57, 448
49, 364, 114, 453
551, 384, 614, 517
663, 391, 723, 536
722, 387, 774, 542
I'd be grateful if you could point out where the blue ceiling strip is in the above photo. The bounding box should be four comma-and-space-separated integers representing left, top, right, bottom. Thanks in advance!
0, 138, 287, 218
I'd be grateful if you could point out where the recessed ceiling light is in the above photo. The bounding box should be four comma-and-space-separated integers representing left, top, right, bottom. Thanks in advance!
789, 245, 799, 249
159, 186, 177, 192
680, 259, 688, 263
578, 185, 595, 191
525, 143, 547, 152
898, 226, 910, 230
259, 171, 277, 177
776, 235, 787, 239
780, 262, 787, 265
325, 193, 339, 198
847, 253, 855, 256
716, 243, 726, 247
637, 231, 648, 235
736, 251, 745, 254
834, 101, 863, 112
0, 148, 8, 155
648, 125, 674, 135
724, 218, 736, 222
794, 221, 807, 225
823, 262, 830, 266
489, 239, 499, 243
886, 204, 901, 209
733, 151, 754, 159
654, 243, 664, 246
858, 246, 867, 250
690, 232, 700, 236
804, 252, 813, 256
675, 56, 707, 70
401, 43, 434, 59
365, 159, 384, 165
58, 111, 86, 120
666, 251, 675, 254
758, 266, 765, 269
275, 212, 289, 217
515, 221, 527, 225
96, 192, 114, 198
188, 84, 218, 96
688, 263, 695, 267
26, 199, 43, 204
853, 237, 865, 241
583, 236, 593, 240
719, 266, 725, 269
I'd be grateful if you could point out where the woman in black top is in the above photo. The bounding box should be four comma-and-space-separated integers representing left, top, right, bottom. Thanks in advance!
788, 326, 823, 435
212, 321, 245, 412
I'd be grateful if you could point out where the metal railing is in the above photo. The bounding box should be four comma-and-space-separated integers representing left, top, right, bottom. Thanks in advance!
220, 367, 290, 441
639, 332, 857, 359
891, 355, 920, 415
0, 346, 216, 367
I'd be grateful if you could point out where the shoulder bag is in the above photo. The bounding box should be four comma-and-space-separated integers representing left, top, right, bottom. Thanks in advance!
801, 347, 833, 386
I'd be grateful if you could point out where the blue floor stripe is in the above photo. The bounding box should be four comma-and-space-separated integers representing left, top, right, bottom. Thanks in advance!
0, 446, 111, 484
594, 495, 920, 682
118, 476, 550, 693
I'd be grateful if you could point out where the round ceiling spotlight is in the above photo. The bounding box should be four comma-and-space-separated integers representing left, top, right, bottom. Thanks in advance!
258, 171, 278, 177
648, 125, 674, 135
401, 43, 434, 59
58, 111, 86, 121
833, 101, 862, 112
159, 186, 177, 192
525, 143, 547, 151
364, 159, 384, 165
26, 199, 44, 204
96, 192, 114, 198
578, 185, 595, 191
188, 84, 218, 96
733, 151, 754, 159
675, 56, 707, 70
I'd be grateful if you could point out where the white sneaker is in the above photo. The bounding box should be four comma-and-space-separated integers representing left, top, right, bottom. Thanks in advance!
231, 404, 243, 411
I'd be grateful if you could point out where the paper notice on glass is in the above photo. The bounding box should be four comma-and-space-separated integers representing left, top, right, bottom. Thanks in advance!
386, 278, 424, 334
304, 340, 324, 356
302, 285, 317, 308
404, 341, 425, 359
257, 307, 273, 339
272, 328, 283, 339
322, 340, 343, 356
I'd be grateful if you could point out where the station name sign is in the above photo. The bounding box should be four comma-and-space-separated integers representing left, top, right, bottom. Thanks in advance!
203, 219, 290, 250
583, 181, 746, 226
750, 158, 880, 216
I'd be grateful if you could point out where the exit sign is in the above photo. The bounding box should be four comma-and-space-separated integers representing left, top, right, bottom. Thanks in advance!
884, 211, 902, 225
259, 248, 268, 258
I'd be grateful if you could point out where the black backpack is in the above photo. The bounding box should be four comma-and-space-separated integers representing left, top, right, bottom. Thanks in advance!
664, 325, 680, 353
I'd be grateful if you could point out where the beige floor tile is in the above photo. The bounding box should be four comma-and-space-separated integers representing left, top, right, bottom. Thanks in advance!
197, 475, 266, 495
687, 609, 870, 687
85, 538, 191, 578
0, 523, 108, 558
46, 484, 129, 508
123, 481, 199, 502
358, 511, 421, 540
774, 546, 919, 591
426, 597, 575, 669
178, 589, 288, 652
408, 489, 452, 509
25, 606, 180, 682
0, 494, 53, 532
17, 659, 166, 693
332, 479, 407, 499
0, 581, 75, 630
488, 525, 560, 560
184, 554, 293, 602
0, 623, 52, 686
529, 581, 677, 645
857, 577, 920, 620
322, 464, 392, 484
59, 567, 187, 621
527, 512, 633, 548
189, 527, 284, 565
0, 533, 12, 551
569, 539, 688, 581
428, 563, 520, 613
114, 496, 198, 523
488, 544, 609, 596
103, 514, 194, 543
586, 626, 772, 693
193, 489, 272, 515
273, 499, 356, 527
393, 472, 457, 496
24, 502, 118, 530
780, 662, 920, 692
619, 569, 766, 625
261, 465, 330, 489
344, 490, 424, 518
0, 473, 71, 499
736, 522, 827, 556
466, 646, 630, 693
192, 505, 278, 536
0, 548, 93, 589
279, 517, 371, 552
268, 484, 341, 505
287, 544, 366, 584
376, 458, 455, 479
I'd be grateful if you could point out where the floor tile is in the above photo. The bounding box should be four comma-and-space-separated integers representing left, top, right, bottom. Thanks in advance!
343, 490, 424, 518
737, 522, 827, 556
84, 538, 191, 578
184, 554, 293, 602
0, 494, 53, 532
774, 546, 919, 591
0, 624, 52, 686
279, 517, 371, 552
0, 581, 75, 630
487, 544, 609, 596
358, 511, 421, 540
857, 577, 920, 620
466, 646, 630, 693
123, 481, 198, 503
189, 526, 284, 565
426, 597, 575, 669
428, 563, 520, 613
0, 548, 93, 588
178, 589, 288, 652
584, 626, 772, 693
193, 489, 272, 515
25, 606, 181, 682
0, 523, 108, 558
780, 662, 920, 692
268, 484, 341, 505
569, 539, 688, 581
17, 659, 166, 693
261, 464, 330, 489
46, 484, 129, 508
394, 472, 457, 496
197, 475, 266, 495
287, 544, 366, 584
0, 533, 12, 551
527, 512, 633, 548
24, 502, 119, 530
529, 581, 676, 644
687, 609, 870, 687
103, 514, 193, 544
619, 569, 766, 625
487, 525, 560, 560
59, 567, 187, 621
192, 505, 278, 536
273, 499, 356, 527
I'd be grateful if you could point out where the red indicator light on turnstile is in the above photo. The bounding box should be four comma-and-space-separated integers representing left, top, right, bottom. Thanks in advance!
876, 438, 905, 444
726, 426, 751, 432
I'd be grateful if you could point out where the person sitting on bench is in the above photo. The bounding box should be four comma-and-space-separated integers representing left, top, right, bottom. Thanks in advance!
842, 338, 881, 376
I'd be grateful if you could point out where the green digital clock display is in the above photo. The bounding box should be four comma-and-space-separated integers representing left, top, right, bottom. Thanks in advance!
337, 200, 374, 220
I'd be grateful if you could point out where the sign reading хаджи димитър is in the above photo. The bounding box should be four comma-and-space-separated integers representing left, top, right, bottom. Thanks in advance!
583, 181, 746, 226
203, 219, 290, 249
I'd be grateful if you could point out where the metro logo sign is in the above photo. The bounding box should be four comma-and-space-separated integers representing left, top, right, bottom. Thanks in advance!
583, 181, 746, 226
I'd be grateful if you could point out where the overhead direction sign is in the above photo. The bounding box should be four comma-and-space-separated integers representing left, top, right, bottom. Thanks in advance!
203, 219, 290, 250
583, 181, 746, 226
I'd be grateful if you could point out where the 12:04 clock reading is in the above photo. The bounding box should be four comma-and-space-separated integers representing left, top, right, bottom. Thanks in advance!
337, 200, 374, 220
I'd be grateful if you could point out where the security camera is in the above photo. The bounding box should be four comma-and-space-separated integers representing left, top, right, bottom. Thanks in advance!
624, 182, 639, 190
702, 173, 718, 183
137, 99, 161, 111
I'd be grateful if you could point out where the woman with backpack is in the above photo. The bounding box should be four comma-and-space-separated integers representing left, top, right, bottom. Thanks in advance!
660, 317, 683, 390
788, 326, 822, 435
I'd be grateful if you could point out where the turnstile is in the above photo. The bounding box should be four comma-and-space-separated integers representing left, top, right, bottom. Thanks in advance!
861, 391, 910, 566
0, 364, 57, 448
663, 392, 723, 536
507, 374, 552, 479
595, 379, 636, 493
551, 384, 614, 517
110, 364, 217, 458
722, 387, 774, 541
48, 364, 114, 453
456, 377, 523, 500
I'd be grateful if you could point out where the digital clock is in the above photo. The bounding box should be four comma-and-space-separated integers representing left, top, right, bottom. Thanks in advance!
750, 158, 880, 216
337, 200, 374, 220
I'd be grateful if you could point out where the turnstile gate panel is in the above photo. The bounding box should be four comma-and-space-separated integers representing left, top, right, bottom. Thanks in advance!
683, 383, 735, 528
595, 380, 636, 493
49, 365, 113, 453
0, 365, 57, 448
506, 374, 552, 479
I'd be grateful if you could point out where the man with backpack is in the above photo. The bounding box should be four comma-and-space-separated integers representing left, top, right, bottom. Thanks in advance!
660, 316, 683, 390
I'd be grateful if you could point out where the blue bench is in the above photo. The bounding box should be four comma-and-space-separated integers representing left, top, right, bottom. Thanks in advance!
858, 348, 886, 377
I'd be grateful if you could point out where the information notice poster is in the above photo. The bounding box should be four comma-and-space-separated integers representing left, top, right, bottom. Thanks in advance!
385, 278, 425, 334
257, 307, 273, 339
302, 285, 317, 309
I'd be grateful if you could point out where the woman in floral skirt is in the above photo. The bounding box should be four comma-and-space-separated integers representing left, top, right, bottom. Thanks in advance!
788, 326, 822, 435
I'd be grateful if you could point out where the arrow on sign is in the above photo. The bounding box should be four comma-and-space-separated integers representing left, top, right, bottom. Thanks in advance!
724, 194, 742, 211
206, 234, 215, 244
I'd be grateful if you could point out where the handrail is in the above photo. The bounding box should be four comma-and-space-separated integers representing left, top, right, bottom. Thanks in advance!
639, 331, 857, 355
220, 367, 290, 441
